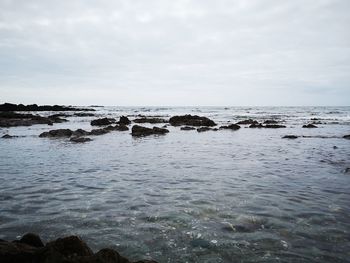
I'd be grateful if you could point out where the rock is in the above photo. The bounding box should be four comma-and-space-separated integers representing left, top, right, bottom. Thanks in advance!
0, 233, 157, 263
236, 119, 258, 125
282, 135, 298, 139
302, 124, 318, 128
265, 124, 286, 128
2, 134, 14, 139
343, 135, 350, 139
91, 118, 115, 126
19, 233, 44, 248
264, 120, 279, 124
131, 125, 169, 136
48, 113, 71, 118
89, 128, 110, 136
115, 125, 129, 131
0, 103, 94, 112
249, 123, 264, 128
180, 126, 196, 130
197, 127, 213, 132
133, 118, 167, 124
118, 116, 131, 125
73, 112, 95, 117
0, 112, 55, 127
220, 124, 241, 130
70, 137, 92, 143
72, 129, 89, 137
169, 115, 216, 126
39, 129, 73, 138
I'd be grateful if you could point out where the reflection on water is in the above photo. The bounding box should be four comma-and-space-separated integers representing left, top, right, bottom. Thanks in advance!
0, 106, 350, 262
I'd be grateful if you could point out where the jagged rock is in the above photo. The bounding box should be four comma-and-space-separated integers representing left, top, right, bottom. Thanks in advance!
302, 124, 318, 128
265, 124, 286, 128
0, 103, 93, 112
39, 129, 73, 138
91, 118, 115, 126
169, 115, 216, 126
249, 123, 264, 128
18, 233, 44, 248
282, 135, 298, 139
344, 135, 350, 139
131, 125, 169, 136
133, 118, 167, 124
220, 124, 241, 130
236, 119, 258, 125
119, 116, 131, 125
180, 126, 196, 130
70, 137, 92, 143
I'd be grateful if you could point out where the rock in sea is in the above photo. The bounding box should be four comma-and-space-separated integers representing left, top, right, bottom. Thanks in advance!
131, 125, 169, 136
220, 124, 241, 130
169, 115, 216, 126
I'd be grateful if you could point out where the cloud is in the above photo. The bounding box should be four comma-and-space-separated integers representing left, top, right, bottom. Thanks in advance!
0, 0, 349, 105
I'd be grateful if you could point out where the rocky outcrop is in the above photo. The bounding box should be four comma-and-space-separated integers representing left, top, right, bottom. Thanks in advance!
282, 135, 299, 139
39, 129, 73, 138
302, 124, 318, 128
0, 233, 157, 263
2, 134, 15, 139
220, 124, 241, 130
133, 118, 167, 124
91, 118, 115, 126
131, 125, 169, 136
70, 137, 92, 143
169, 115, 216, 126
0, 112, 67, 127
236, 119, 258, 125
0, 103, 93, 112
197, 127, 218, 132
118, 116, 131, 125
180, 126, 196, 130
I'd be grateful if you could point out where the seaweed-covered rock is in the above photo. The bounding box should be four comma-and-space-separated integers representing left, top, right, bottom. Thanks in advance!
169, 115, 216, 126
220, 124, 241, 130
39, 129, 73, 138
131, 125, 169, 136
302, 124, 318, 128
91, 118, 115, 126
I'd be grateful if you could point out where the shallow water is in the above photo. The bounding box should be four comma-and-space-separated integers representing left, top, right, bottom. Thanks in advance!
1, 106, 350, 263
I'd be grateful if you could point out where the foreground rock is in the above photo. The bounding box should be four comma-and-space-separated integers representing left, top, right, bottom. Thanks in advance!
131, 125, 169, 136
220, 124, 241, 130
169, 115, 216, 126
91, 118, 116, 126
0, 103, 93, 112
0, 112, 67, 127
0, 233, 157, 263
133, 117, 167, 124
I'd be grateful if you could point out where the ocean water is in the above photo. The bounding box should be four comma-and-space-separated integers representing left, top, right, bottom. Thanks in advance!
0, 106, 350, 263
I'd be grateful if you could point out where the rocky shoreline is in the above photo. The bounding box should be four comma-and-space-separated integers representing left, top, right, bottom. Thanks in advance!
0, 233, 157, 263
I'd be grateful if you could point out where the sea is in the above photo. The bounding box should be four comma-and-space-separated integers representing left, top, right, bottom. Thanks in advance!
0, 106, 350, 263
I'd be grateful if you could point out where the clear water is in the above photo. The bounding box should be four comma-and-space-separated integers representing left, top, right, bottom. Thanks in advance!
0, 106, 350, 263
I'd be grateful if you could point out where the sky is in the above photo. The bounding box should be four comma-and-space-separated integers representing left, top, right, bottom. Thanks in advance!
0, 0, 349, 106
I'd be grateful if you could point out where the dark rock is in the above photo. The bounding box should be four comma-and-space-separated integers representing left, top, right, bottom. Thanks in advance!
115, 125, 129, 131
2, 134, 14, 139
169, 115, 216, 126
93, 248, 130, 263
302, 124, 318, 128
48, 113, 71, 118
19, 233, 44, 248
0, 240, 38, 263
181, 126, 196, 130
265, 124, 286, 128
236, 119, 258, 125
131, 125, 169, 136
39, 129, 73, 138
118, 116, 131, 125
343, 135, 350, 139
91, 118, 115, 126
73, 112, 95, 117
89, 128, 110, 136
264, 120, 278, 124
0, 103, 94, 112
220, 124, 241, 130
133, 118, 167, 124
249, 123, 264, 128
282, 135, 298, 139
70, 137, 92, 143
0, 112, 55, 127
45, 236, 93, 258
72, 129, 89, 137
197, 127, 212, 132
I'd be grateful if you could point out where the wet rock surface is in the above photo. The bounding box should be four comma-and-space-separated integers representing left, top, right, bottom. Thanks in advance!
118, 116, 131, 125
0, 233, 157, 263
70, 137, 92, 143
0, 112, 66, 127
0, 103, 93, 112
303, 124, 318, 128
169, 115, 216, 126
39, 129, 73, 138
220, 124, 241, 130
131, 125, 169, 136
133, 117, 168, 124
91, 118, 116, 126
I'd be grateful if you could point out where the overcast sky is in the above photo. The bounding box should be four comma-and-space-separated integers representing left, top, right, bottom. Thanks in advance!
0, 0, 349, 106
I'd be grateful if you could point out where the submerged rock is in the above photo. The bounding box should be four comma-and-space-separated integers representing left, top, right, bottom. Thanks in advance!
91, 118, 115, 126
302, 124, 318, 128
169, 115, 216, 126
118, 116, 131, 125
236, 119, 258, 125
343, 135, 350, 139
133, 117, 168, 124
131, 125, 169, 136
39, 129, 73, 138
197, 127, 213, 132
73, 112, 95, 117
264, 120, 279, 124
70, 137, 92, 143
220, 124, 241, 130
282, 135, 299, 139
265, 124, 286, 128
180, 126, 196, 130
249, 123, 264, 128
0, 233, 157, 263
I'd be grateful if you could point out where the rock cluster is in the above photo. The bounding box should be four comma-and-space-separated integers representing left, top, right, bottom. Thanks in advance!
0, 112, 67, 127
131, 125, 169, 136
0, 233, 157, 263
133, 118, 167, 124
219, 124, 241, 130
0, 103, 93, 112
169, 115, 216, 126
